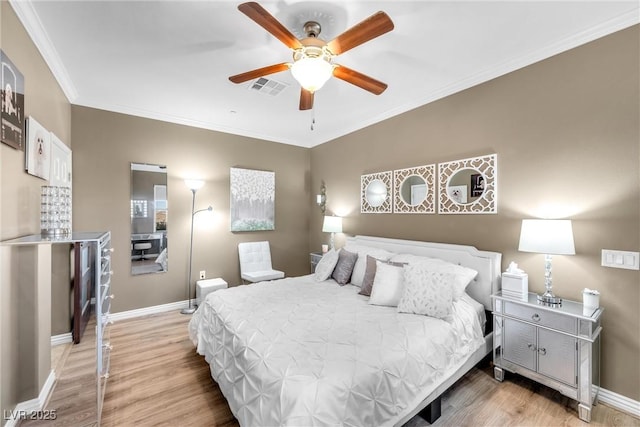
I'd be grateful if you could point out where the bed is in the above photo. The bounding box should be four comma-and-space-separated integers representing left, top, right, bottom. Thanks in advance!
189, 235, 502, 426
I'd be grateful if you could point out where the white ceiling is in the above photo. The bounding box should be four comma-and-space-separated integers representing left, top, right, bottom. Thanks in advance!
11, 1, 639, 148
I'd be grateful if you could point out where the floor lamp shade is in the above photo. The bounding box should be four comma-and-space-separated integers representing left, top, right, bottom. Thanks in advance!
518, 219, 575, 306
185, 179, 204, 191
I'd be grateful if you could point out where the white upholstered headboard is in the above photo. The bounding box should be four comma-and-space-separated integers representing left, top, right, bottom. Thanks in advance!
345, 235, 502, 310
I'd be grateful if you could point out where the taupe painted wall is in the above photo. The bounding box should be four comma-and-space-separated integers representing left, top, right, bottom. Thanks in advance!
0, 1, 71, 418
310, 26, 639, 400
71, 106, 311, 313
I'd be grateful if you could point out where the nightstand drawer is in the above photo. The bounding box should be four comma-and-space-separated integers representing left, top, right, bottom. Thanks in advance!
504, 301, 577, 334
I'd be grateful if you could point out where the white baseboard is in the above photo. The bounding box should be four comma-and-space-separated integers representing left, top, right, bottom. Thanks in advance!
599, 387, 640, 418
50, 332, 72, 346
108, 299, 190, 322
48, 300, 192, 345
3, 370, 55, 427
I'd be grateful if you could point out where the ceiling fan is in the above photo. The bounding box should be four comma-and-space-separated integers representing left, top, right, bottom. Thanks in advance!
229, 2, 394, 110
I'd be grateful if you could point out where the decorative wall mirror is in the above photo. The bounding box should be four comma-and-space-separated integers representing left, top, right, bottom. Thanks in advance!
438, 154, 497, 214
131, 162, 168, 275
361, 171, 392, 213
393, 164, 435, 214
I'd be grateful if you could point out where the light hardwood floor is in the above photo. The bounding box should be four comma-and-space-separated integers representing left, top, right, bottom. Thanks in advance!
24, 310, 639, 427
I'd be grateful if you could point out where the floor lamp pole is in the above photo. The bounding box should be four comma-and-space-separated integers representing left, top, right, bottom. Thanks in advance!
181, 188, 197, 315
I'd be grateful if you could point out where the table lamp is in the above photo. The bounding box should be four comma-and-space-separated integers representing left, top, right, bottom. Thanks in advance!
322, 215, 342, 250
518, 219, 575, 306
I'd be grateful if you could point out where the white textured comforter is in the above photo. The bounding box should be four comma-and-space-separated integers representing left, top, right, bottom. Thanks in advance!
189, 275, 484, 427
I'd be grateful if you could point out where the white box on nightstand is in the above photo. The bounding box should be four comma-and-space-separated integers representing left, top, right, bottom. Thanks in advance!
196, 278, 228, 306
501, 272, 528, 300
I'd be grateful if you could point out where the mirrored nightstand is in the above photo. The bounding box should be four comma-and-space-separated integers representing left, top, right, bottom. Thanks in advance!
310, 252, 323, 273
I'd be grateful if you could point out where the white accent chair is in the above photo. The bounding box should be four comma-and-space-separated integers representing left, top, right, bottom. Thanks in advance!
238, 241, 285, 284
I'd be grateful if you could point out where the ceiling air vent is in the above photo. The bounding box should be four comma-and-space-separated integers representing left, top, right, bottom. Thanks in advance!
249, 77, 289, 96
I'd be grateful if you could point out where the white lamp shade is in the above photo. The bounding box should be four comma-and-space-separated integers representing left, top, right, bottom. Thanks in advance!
518, 219, 575, 255
184, 179, 204, 191
291, 57, 333, 92
322, 215, 342, 233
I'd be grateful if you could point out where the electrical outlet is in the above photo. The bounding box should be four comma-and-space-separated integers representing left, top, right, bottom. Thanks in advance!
199, 270, 206, 280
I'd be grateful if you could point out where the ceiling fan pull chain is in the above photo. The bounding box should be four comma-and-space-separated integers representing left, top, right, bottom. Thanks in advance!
310, 104, 316, 131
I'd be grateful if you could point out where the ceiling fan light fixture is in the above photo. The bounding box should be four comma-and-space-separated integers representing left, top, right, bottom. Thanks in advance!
291, 56, 333, 92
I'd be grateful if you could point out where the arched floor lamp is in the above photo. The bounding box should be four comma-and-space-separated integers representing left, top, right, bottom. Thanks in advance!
181, 179, 212, 315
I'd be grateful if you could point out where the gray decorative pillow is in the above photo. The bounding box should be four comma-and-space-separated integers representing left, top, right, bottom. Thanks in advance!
346, 245, 393, 287
331, 249, 358, 285
314, 249, 340, 282
397, 265, 455, 319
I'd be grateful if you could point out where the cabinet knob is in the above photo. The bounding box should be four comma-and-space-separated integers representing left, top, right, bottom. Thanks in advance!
538, 347, 547, 356
531, 313, 541, 322
527, 343, 537, 351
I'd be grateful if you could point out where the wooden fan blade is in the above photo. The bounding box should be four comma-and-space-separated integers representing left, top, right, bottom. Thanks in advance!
326, 11, 394, 56
229, 63, 290, 83
333, 65, 388, 95
299, 89, 314, 110
238, 2, 303, 50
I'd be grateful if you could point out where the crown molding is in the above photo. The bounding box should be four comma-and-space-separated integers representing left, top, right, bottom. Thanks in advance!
9, 0, 78, 102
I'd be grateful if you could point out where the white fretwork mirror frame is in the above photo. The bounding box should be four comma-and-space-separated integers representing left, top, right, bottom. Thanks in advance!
361, 171, 393, 213
393, 164, 435, 214
438, 153, 497, 214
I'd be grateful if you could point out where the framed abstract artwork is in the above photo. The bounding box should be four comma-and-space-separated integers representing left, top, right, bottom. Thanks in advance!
230, 167, 275, 231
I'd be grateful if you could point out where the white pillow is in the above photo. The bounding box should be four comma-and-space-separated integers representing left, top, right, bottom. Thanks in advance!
346, 244, 394, 287
397, 266, 455, 319
368, 261, 405, 307
389, 254, 477, 300
314, 249, 340, 281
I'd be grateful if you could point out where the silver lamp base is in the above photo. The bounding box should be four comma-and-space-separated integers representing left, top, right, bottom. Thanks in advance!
180, 307, 196, 315
537, 292, 562, 307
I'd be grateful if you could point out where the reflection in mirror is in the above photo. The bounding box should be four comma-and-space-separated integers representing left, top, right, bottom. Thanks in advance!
401, 175, 427, 206
131, 163, 168, 275
393, 165, 435, 214
438, 153, 497, 214
366, 179, 387, 207
447, 168, 484, 205
361, 171, 392, 213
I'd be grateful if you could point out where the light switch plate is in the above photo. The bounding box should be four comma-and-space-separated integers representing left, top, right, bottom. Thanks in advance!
601, 249, 639, 270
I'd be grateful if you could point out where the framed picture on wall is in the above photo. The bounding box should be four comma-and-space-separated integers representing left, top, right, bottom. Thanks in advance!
230, 167, 275, 231
25, 116, 51, 180
1, 50, 25, 150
